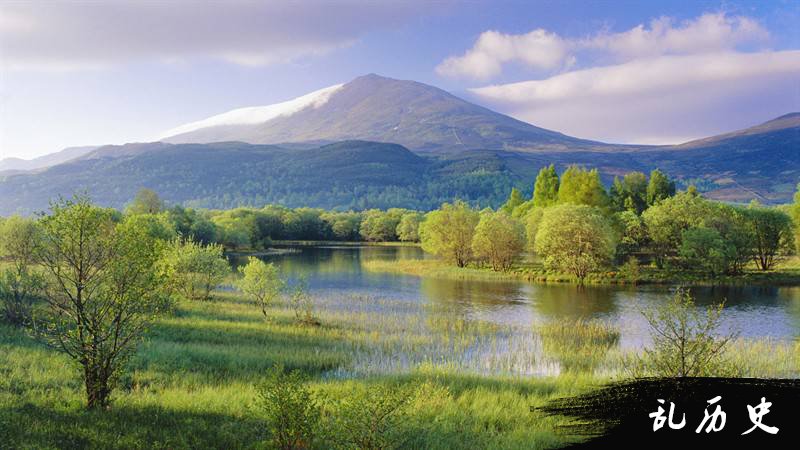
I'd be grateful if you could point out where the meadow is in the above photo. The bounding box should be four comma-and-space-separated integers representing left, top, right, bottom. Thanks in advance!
2, 282, 797, 449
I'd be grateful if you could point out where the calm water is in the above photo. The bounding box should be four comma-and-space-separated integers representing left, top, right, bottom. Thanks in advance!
232, 245, 800, 351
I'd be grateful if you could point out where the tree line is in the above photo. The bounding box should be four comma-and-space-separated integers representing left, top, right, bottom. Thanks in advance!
419, 166, 799, 281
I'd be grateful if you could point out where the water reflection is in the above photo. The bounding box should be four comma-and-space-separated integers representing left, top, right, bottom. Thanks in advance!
238, 246, 799, 346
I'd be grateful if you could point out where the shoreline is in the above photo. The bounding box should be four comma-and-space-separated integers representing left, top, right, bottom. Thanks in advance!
362, 258, 800, 287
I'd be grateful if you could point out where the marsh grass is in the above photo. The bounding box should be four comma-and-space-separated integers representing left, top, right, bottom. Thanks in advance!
1, 283, 797, 449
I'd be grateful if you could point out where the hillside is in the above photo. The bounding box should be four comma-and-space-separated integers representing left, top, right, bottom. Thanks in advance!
162, 74, 620, 153
1, 109, 797, 215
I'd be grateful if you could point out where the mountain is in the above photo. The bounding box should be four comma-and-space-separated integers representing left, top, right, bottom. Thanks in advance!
0, 111, 796, 215
161, 74, 622, 153
0, 145, 98, 173
638, 113, 800, 202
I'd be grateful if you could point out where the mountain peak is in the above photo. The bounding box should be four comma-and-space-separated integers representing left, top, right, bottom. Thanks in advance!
161, 75, 608, 152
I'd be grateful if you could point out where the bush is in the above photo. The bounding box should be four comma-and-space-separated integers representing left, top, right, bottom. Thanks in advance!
329, 384, 415, 450
159, 239, 229, 301
236, 257, 284, 320
255, 365, 322, 450
633, 287, 738, 377
289, 280, 320, 326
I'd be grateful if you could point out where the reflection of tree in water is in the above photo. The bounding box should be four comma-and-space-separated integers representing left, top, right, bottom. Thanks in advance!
777, 286, 800, 334
531, 285, 617, 320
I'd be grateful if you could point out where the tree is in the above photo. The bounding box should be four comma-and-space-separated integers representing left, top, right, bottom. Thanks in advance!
557, 166, 609, 209
743, 204, 794, 271
534, 204, 616, 282
615, 210, 649, 259
126, 188, 164, 215
0, 216, 43, 325
646, 169, 676, 206
638, 288, 736, 377
237, 257, 284, 320
610, 172, 648, 214
678, 227, 732, 276
532, 164, 559, 208
471, 210, 525, 271
642, 189, 710, 267
524, 207, 545, 253
419, 201, 480, 267
396, 212, 423, 242
34, 196, 168, 408
793, 183, 800, 254
321, 211, 362, 241
121, 212, 177, 241
159, 239, 229, 301
500, 188, 525, 214
360, 209, 404, 242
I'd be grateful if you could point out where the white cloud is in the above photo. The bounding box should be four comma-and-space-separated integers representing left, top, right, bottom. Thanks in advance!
0, 0, 424, 71
437, 13, 771, 80
470, 50, 800, 144
436, 29, 571, 80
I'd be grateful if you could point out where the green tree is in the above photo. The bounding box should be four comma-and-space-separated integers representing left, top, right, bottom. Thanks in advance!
534, 204, 616, 282
524, 207, 545, 253
34, 196, 168, 408
321, 211, 362, 241
641, 189, 710, 267
557, 166, 609, 209
360, 209, 404, 242
610, 172, 648, 214
121, 212, 177, 241
236, 257, 284, 320
793, 183, 800, 254
0, 216, 43, 325
744, 204, 794, 271
637, 288, 736, 377
471, 210, 525, 271
646, 169, 676, 206
615, 210, 649, 259
159, 239, 229, 301
419, 201, 480, 267
678, 227, 732, 276
532, 164, 559, 208
396, 212, 423, 242
126, 188, 164, 215
255, 364, 322, 450
500, 187, 525, 214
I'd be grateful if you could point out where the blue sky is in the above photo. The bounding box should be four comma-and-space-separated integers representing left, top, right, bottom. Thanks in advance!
1, 0, 798, 159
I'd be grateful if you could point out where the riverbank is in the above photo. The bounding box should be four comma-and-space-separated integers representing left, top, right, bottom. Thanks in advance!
363, 257, 800, 287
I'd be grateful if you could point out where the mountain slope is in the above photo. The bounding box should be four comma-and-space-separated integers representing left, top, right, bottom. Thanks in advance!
0, 145, 98, 173
162, 74, 619, 153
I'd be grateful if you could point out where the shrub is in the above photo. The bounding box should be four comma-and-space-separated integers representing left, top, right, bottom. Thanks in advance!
289, 280, 319, 326
236, 257, 284, 320
329, 384, 415, 450
633, 287, 738, 377
255, 365, 322, 450
159, 239, 229, 301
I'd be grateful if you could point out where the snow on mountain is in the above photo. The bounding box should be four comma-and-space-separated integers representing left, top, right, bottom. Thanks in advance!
156, 83, 344, 140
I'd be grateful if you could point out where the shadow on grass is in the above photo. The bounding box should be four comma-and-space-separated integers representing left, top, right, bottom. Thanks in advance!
1, 401, 264, 450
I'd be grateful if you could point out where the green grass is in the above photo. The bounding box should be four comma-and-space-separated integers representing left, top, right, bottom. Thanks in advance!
0, 291, 598, 449
2, 285, 797, 449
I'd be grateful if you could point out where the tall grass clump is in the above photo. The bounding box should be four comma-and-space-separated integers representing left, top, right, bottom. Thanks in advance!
537, 319, 620, 374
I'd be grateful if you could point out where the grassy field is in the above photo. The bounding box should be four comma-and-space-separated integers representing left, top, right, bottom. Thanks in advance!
1, 290, 603, 449
363, 256, 800, 286
3, 280, 798, 449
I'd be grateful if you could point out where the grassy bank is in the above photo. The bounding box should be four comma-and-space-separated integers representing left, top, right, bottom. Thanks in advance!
363, 257, 800, 286
1, 290, 597, 449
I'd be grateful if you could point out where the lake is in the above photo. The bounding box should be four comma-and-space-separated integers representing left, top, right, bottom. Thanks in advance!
230, 245, 799, 376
